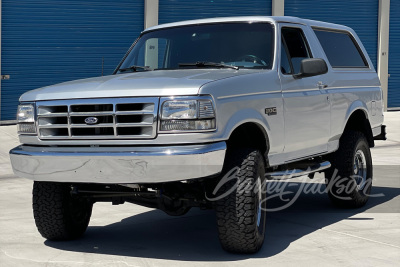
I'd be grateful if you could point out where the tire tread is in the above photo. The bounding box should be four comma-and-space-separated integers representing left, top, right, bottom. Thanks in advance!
33, 182, 92, 240
215, 148, 265, 253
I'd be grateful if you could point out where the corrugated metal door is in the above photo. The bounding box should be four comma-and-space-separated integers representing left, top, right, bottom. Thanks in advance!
1, 0, 144, 120
285, 0, 378, 70
159, 0, 272, 24
388, 1, 400, 108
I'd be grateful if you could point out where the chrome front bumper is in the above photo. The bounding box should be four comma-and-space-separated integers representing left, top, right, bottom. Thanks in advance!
9, 142, 226, 184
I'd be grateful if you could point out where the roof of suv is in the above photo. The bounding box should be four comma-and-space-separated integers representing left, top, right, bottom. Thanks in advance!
143, 16, 352, 33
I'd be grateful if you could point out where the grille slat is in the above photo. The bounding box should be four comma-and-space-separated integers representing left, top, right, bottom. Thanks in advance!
69, 124, 114, 128
115, 111, 154, 115
37, 98, 159, 140
69, 112, 115, 116
37, 113, 69, 117
39, 124, 69, 129
116, 123, 153, 127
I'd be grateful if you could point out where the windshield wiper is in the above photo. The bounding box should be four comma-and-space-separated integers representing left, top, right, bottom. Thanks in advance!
179, 61, 239, 70
119, 65, 154, 72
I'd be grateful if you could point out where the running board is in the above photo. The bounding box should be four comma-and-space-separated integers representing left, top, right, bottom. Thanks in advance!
266, 161, 331, 179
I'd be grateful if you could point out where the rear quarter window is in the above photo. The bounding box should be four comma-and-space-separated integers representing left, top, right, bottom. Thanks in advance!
313, 29, 368, 68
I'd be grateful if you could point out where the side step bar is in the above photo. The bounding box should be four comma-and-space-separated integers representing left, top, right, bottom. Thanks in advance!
266, 161, 331, 179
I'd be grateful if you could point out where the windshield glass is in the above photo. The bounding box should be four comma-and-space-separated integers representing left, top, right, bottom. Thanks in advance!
118, 22, 274, 71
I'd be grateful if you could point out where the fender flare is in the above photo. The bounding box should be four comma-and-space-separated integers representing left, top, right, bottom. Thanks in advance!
342, 101, 374, 147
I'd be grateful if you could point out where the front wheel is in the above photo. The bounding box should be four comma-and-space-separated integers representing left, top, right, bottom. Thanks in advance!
214, 148, 266, 253
325, 130, 373, 208
33, 182, 93, 240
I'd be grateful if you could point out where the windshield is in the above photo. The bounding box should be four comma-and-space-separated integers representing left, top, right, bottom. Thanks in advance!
118, 22, 274, 72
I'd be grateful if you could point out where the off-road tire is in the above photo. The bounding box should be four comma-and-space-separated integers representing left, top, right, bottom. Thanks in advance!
214, 148, 266, 253
325, 130, 373, 208
33, 181, 93, 240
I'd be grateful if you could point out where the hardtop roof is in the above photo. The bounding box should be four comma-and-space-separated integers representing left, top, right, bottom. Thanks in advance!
143, 16, 353, 33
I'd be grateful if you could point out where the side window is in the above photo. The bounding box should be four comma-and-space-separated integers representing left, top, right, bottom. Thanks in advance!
313, 29, 368, 68
281, 27, 312, 74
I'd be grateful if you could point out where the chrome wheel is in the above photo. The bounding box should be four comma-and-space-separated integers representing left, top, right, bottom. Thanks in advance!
354, 149, 367, 190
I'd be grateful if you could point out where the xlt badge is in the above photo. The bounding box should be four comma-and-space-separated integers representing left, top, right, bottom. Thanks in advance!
265, 107, 277, 116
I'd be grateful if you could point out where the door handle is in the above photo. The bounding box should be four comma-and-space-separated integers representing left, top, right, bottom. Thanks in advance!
317, 81, 328, 89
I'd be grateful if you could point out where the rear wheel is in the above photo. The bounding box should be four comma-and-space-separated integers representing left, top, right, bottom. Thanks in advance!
214, 148, 266, 253
33, 181, 93, 240
325, 130, 373, 208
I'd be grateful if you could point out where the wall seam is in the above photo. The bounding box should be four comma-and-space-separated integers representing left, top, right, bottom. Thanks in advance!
272, 0, 284, 16
377, 0, 390, 111
144, 0, 159, 29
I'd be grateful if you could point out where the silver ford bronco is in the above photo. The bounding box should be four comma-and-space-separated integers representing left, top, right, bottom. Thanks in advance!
9, 16, 386, 253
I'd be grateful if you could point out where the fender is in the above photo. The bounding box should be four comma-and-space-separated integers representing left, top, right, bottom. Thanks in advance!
221, 108, 271, 141
342, 100, 374, 147
343, 100, 369, 130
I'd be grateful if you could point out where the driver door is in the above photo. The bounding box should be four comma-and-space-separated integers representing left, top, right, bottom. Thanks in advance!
279, 23, 331, 162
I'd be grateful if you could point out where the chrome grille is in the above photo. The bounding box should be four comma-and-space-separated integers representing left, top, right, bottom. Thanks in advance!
37, 98, 159, 140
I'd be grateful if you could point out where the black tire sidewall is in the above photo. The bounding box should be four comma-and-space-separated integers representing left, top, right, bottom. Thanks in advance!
255, 158, 267, 238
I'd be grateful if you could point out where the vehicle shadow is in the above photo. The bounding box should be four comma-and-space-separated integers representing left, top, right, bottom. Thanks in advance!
45, 179, 400, 261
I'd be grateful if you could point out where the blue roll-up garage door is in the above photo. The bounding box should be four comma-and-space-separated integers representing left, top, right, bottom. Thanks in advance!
1, 0, 144, 120
285, 0, 378, 70
159, 0, 272, 24
388, 1, 400, 108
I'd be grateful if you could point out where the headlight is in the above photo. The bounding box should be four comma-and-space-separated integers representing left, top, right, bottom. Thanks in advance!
160, 98, 216, 132
162, 100, 197, 119
17, 104, 36, 134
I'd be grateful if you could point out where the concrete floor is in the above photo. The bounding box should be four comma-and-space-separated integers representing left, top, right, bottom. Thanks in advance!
0, 112, 399, 267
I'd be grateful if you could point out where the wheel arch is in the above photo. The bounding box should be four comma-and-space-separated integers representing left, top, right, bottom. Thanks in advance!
343, 106, 374, 147
226, 121, 270, 165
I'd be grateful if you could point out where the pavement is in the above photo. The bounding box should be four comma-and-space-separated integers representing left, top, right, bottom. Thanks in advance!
0, 112, 399, 267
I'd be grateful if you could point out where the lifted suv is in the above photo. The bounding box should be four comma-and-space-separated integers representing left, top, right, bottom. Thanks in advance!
10, 16, 386, 253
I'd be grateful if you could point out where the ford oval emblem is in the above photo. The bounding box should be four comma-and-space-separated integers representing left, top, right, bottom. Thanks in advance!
84, 117, 99, 125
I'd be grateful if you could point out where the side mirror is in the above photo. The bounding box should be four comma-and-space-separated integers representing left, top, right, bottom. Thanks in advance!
293, 58, 328, 79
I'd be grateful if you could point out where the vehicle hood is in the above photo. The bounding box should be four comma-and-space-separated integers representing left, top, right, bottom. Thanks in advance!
20, 69, 259, 101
